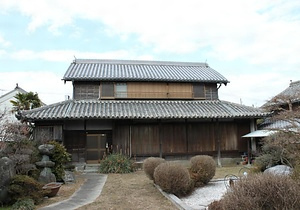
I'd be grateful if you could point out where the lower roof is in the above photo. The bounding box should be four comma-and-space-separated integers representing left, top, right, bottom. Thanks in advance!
18, 100, 268, 121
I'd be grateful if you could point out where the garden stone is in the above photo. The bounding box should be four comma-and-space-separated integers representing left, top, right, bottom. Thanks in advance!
39, 167, 56, 184
264, 165, 293, 176
38, 144, 55, 155
36, 144, 56, 184
0, 157, 15, 204
63, 170, 76, 183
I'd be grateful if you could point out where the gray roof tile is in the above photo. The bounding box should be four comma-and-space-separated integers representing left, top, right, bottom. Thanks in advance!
63, 59, 229, 84
19, 100, 267, 121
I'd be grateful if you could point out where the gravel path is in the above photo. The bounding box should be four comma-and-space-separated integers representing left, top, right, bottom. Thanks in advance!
180, 180, 227, 209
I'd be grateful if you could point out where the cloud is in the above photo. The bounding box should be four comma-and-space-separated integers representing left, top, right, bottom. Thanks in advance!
9, 49, 153, 62
1, 0, 300, 67
0, 35, 10, 47
0, 71, 72, 104
219, 72, 292, 107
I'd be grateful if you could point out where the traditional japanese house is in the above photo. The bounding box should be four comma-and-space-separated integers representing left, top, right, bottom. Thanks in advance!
18, 59, 267, 163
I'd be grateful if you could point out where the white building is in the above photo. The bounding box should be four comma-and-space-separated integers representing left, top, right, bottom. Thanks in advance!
0, 84, 27, 123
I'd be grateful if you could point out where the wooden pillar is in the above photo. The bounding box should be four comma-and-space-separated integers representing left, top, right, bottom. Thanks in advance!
216, 119, 222, 167
249, 119, 256, 165
159, 120, 163, 158
185, 119, 189, 158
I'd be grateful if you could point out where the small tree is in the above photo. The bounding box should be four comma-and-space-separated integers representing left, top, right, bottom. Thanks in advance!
10, 92, 42, 112
258, 86, 300, 175
0, 123, 39, 175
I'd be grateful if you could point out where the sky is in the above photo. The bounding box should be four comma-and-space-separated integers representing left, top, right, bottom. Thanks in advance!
0, 0, 300, 107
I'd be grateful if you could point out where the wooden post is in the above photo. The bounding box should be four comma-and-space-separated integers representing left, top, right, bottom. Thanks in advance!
185, 119, 189, 159
159, 120, 163, 158
216, 119, 222, 167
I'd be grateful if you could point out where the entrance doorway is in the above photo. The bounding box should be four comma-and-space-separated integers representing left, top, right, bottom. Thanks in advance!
86, 134, 107, 163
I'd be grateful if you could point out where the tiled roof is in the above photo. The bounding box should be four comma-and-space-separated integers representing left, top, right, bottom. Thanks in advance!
19, 100, 267, 121
63, 59, 229, 84
263, 80, 300, 107
278, 80, 300, 102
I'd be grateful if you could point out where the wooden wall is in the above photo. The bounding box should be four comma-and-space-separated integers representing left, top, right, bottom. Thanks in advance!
73, 81, 217, 100
113, 120, 250, 157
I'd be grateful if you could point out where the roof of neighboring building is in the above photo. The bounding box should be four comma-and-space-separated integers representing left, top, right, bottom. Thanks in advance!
279, 80, 300, 99
0, 85, 27, 104
18, 99, 267, 121
263, 80, 300, 107
63, 59, 229, 84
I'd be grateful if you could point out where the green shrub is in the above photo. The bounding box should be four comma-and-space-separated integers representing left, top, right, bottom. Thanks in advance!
254, 144, 283, 171
208, 173, 300, 210
8, 175, 50, 205
11, 198, 35, 210
189, 155, 216, 186
48, 140, 71, 181
143, 157, 166, 180
153, 162, 194, 196
99, 153, 134, 173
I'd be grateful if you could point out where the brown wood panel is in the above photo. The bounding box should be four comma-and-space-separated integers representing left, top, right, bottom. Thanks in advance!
237, 121, 250, 152
188, 123, 215, 153
131, 125, 159, 156
162, 124, 186, 154
168, 83, 193, 98
219, 122, 238, 151
113, 125, 130, 155
127, 82, 167, 98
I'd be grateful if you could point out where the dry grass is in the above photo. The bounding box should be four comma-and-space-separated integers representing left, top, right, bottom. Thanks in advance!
36, 164, 244, 210
36, 174, 86, 209
77, 170, 176, 210
213, 166, 244, 179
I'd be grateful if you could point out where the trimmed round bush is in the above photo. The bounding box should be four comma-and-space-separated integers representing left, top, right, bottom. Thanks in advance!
209, 173, 300, 210
189, 155, 216, 186
154, 162, 193, 196
143, 157, 166, 180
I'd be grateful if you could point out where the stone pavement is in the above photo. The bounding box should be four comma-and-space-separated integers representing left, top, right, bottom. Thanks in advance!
39, 173, 107, 210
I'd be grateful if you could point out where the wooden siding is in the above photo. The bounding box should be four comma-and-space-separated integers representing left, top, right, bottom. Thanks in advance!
96, 81, 217, 100
74, 82, 100, 100
113, 120, 250, 157
127, 82, 168, 98
131, 125, 160, 156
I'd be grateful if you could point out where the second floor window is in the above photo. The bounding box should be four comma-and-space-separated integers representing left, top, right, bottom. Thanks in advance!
193, 84, 205, 98
101, 83, 114, 98
115, 83, 127, 98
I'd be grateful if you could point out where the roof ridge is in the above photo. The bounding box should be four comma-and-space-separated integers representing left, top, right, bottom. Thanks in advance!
73, 59, 208, 67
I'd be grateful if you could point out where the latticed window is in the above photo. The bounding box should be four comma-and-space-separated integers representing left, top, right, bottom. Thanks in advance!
101, 83, 114, 98
193, 84, 205, 98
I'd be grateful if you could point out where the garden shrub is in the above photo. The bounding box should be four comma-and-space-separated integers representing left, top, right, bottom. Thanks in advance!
8, 175, 50, 205
11, 198, 35, 210
189, 155, 216, 186
254, 144, 283, 171
153, 162, 194, 196
48, 140, 71, 181
143, 157, 166, 180
99, 153, 134, 173
208, 173, 300, 210
1, 138, 39, 175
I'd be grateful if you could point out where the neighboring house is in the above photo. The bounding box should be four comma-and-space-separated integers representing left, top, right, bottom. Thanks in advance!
261, 80, 300, 131
243, 80, 300, 148
0, 84, 27, 123
18, 59, 267, 163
